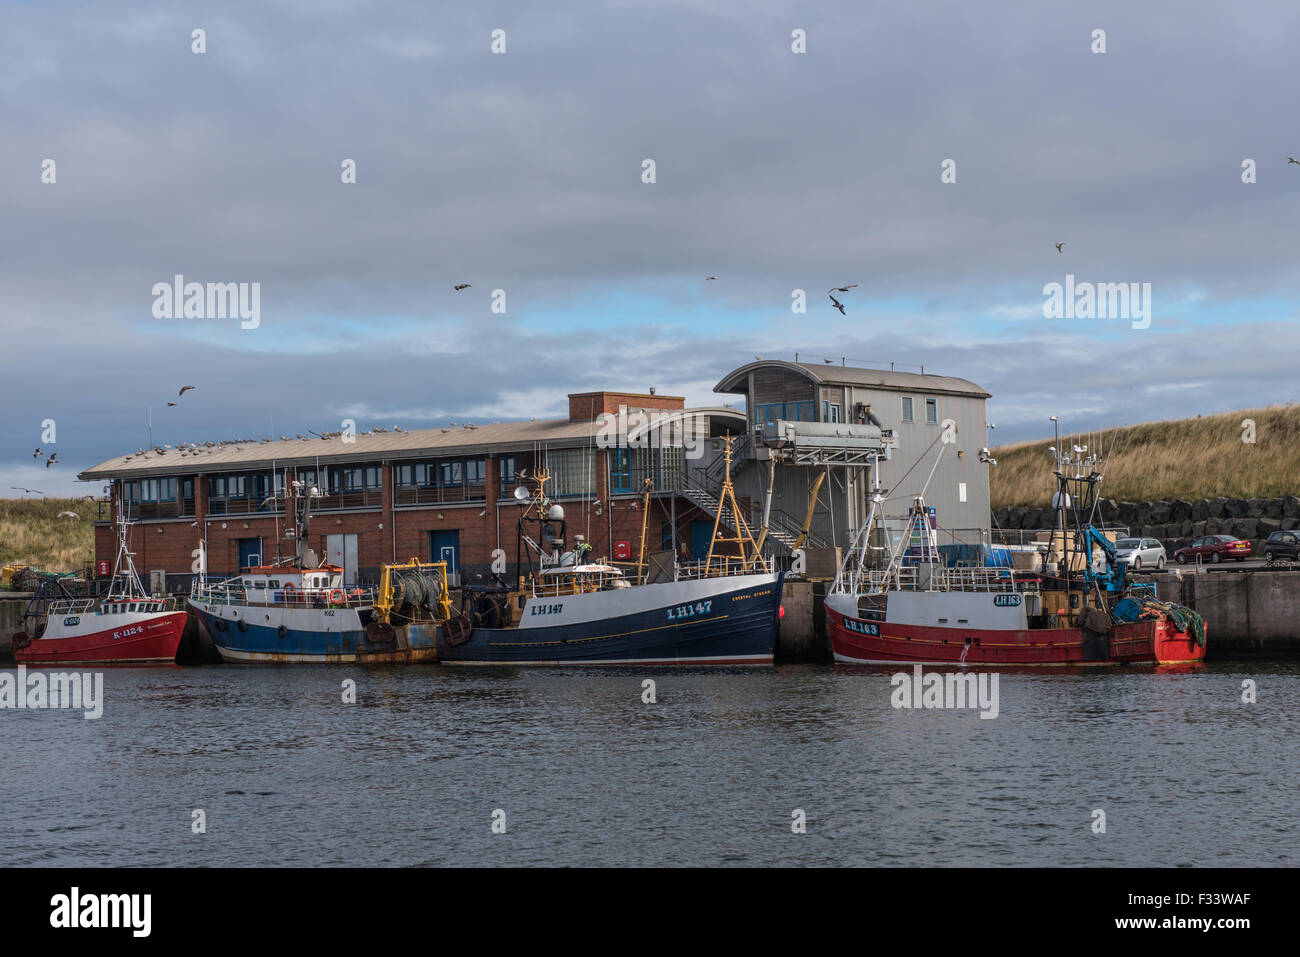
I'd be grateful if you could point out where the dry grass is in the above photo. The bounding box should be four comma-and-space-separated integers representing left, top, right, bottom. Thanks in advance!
0, 497, 101, 575
991, 405, 1300, 508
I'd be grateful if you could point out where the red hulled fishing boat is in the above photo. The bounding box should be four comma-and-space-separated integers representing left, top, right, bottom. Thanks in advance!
12, 506, 186, 665
827, 438, 1206, 667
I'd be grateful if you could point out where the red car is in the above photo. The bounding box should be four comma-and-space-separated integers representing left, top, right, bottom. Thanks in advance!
1174, 534, 1252, 564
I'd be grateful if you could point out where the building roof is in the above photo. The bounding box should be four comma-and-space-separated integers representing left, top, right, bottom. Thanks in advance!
713, 360, 990, 399
77, 407, 747, 481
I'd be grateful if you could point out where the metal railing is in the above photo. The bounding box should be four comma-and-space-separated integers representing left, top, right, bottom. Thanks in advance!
37, 596, 178, 616
835, 564, 1040, 595
676, 556, 773, 579
191, 579, 377, 609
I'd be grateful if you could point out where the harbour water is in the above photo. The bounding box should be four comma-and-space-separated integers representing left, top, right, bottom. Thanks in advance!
2, 662, 1295, 867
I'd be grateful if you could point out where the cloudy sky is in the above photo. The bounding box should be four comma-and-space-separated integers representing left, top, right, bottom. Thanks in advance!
3, 0, 1300, 495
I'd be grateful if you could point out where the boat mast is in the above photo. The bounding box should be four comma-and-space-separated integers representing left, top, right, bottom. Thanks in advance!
635, 477, 653, 584
703, 433, 762, 575
106, 496, 149, 600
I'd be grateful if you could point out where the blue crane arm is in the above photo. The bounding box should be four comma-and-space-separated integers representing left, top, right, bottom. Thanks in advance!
1084, 526, 1126, 592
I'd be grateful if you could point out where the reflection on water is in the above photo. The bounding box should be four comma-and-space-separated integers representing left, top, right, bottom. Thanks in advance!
1, 661, 1295, 866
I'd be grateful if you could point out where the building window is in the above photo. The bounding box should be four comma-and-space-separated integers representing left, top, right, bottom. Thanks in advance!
657, 446, 685, 490
757, 401, 815, 425
464, 459, 486, 494
329, 467, 379, 493
901, 397, 914, 423
439, 461, 463, 490
396, 463, 434, 488
823, 401, 842, 423
925, 397, 938, 425
755, 403, 782, 428
499, 456, 517, 487
547, 448, 596, 497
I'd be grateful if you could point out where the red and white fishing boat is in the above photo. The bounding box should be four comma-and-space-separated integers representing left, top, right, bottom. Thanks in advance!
12, 506, 186, 666
827, 439, 1206, 667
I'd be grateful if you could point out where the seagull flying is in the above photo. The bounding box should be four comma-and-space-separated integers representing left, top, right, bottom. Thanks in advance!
1289, 157, 1300, 165
828, 284, 857, 293
45, 452, 58, 468
1055, 242, 1065, 253
57, 510, 79, 519
453, 284, 471, 291
706, 275, 719, 280
178, 385, 196, 397
32, 448, 40, 458
10, 486, 44, 495
828, 294, 846, 316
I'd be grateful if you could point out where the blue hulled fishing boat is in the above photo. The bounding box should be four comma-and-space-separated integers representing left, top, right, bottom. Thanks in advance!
189, 473, 452, 663
435, 445, 784, 665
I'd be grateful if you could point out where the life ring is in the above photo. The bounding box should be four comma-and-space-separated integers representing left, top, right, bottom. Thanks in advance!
236, 620, 248, 632
214, 618, 229, 632
329, 589, 345, 605
283, 582, 296, 592
277, 625, 289, 639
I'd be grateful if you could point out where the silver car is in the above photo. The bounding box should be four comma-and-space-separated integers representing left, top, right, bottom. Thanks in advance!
1114, 537, 1166, 571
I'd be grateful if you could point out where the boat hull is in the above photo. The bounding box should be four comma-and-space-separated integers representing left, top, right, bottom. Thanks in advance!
827, 606, 1206, 666
14, 611, 187, 666
188, 599, 439, 663
437, 573, 783, 665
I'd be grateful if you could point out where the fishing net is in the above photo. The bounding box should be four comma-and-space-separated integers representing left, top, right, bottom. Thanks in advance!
1115, 597, 1207, 647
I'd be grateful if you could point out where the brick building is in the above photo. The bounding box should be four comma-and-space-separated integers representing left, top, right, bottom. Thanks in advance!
79, 391, 747, 591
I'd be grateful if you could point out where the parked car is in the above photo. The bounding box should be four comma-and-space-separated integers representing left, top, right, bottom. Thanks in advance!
1174, 534, 1252, 564
1114, 537, 1166, 570
1262, 529, 1300, 562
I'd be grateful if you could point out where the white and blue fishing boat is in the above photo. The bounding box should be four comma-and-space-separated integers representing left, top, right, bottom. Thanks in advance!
189, 474, 452, 663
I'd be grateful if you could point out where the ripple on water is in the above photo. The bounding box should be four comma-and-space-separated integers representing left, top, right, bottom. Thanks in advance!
0, 661, 1295, 866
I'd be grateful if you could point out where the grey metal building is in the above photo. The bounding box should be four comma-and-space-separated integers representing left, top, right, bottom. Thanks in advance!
704, 360, 994, 554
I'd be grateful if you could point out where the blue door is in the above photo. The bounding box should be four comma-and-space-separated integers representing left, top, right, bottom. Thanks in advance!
238, 537, 262, 569
689, 521, 714, 561
430, 530, 460, 585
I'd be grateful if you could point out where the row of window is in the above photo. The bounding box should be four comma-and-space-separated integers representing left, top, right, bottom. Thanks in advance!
124, 455, 593, 508
754, 401, 815, 427
901, 396, 939, 425
756, 396, 940, 426
122, 477, 178, 503
394, 459, 488, 491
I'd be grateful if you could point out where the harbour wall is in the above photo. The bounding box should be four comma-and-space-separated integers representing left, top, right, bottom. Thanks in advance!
1154, 569, 1300, 657
0, 594, 26, 658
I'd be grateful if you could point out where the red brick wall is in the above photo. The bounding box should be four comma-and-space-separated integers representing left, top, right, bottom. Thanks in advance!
567, 391, 685, 421
95, 475, 714, 581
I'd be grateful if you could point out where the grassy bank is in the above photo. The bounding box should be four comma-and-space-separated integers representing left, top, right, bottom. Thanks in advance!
991, 405, 1300, 508
0, 498, 100, 575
